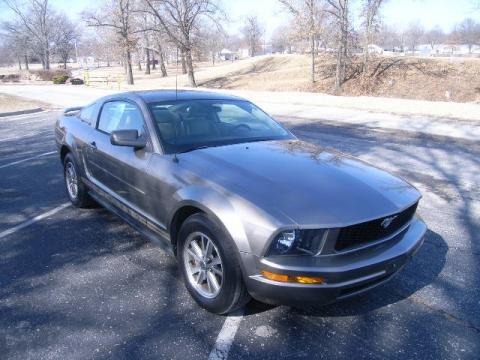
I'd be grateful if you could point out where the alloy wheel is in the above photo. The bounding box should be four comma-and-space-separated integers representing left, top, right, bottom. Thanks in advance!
65, 161, 78, 200
183, 231, 224, 298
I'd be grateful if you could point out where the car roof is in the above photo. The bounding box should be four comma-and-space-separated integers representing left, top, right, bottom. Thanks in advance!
129, 89, 246, 103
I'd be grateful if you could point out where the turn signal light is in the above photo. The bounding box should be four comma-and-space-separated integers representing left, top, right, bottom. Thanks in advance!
261, 270, 324, 284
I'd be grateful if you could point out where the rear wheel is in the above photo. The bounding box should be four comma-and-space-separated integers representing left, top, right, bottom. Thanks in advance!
63, 153, 93, 208
177, 213, 250, 314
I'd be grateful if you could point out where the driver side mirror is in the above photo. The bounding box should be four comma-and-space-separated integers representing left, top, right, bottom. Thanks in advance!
110, 130, 146, 149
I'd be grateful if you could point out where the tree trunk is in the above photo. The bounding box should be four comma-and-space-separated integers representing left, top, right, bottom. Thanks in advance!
363, 11, 372, 75
63, 57, 67, 70
126, 49, 134, 85
335, 0, 349, 92
335, 48, 342, 92
310, 34, 315, 83
145, 48, 151, 75
24, 54, 29, 70
363, 38, 369, 75
180, 49, 187, 74
151, 51, 156, 70
159, 48, 167, 77
137, 59, 142, 71
18, 57, 22, 70
185, 47, 196, 87
44, 47, 50, 70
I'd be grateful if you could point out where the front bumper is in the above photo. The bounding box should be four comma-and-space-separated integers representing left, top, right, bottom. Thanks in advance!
242, 218, 427, 306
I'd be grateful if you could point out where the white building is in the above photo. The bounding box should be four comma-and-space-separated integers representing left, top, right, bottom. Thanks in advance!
367, 44, 384, 55
77, 56, 96, 68
218, 49, 238, 61
418, 44, 480, 56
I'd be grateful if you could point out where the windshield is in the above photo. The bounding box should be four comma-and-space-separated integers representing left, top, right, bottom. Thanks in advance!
148, 99, 293, 154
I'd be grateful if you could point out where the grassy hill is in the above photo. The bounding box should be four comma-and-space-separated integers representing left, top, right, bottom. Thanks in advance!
3, 54, 479, 103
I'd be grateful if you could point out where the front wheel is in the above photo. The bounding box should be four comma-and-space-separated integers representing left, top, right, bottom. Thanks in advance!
63, 153, 93, 208
177, 213, 250, 314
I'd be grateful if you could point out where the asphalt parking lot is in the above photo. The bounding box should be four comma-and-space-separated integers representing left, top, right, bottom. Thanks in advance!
1, 110, 479, 360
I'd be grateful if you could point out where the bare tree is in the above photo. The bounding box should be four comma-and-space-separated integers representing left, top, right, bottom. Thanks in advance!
142, 0, 222, 87
278, 0, 326, 84
242, 16, 263, 57
326, 0, 351, 91
85, 0, 140, 85
79, 30, 122, 67
456, 18, 480, 53
4, 0, 57, 70
53, 14, 77, 69
1, 20, 32, 70
361, 0, 386, 74
151, 27, 169, 77
195, 25, 225, 65
405, 22, 424, 54
271, 25, 293, 53
423, 25, 444, 50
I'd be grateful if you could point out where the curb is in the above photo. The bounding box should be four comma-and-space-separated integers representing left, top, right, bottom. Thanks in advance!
0, 108, 44, 118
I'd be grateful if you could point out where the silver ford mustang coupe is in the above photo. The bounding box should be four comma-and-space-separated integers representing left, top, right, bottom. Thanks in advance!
55, 90, 426, 314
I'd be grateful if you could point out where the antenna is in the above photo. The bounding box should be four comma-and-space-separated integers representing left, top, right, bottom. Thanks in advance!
175, 47, 178, 100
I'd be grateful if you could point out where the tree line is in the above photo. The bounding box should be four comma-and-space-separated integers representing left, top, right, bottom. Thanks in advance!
1, 0, 225, 86
273, 0, 480, 91
1, 0, 479, 91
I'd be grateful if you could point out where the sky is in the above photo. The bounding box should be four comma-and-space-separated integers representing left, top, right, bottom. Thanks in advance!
1, 0, 479, 39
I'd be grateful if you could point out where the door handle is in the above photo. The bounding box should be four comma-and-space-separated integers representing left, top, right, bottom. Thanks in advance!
90, 141, 97, 149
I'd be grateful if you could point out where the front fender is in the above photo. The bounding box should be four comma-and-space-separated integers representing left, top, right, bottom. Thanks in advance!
170, 185, 253, 254
170, 183, 289, 257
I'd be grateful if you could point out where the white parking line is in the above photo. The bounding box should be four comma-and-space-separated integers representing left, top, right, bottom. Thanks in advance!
0, 151, 56, 169
18, 118, 54, 125
0, 202, 70, 240
0, 110, 48, 121
0, 130, 52, 143
208, 310, 244, 360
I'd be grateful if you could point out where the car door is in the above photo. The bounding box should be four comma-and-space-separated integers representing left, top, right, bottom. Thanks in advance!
86, 99, 153, 213
75, 102, 100, 178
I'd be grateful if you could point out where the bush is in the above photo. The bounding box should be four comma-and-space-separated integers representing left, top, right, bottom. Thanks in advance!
30, 69, 71, 81
52, 75, 69, 84
0, 74, 20, 82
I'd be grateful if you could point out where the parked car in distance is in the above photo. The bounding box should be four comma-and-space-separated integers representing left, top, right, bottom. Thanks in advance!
55, 90, 427, 314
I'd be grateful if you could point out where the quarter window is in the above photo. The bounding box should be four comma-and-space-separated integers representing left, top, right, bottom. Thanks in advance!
79, 103, 96, 126
98, 101, 145, 135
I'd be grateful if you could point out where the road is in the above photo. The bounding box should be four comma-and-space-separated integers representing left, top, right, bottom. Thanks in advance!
1, 84, 480, 141
1, 108, 479, 359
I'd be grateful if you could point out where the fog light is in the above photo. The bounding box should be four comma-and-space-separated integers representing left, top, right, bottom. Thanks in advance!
261, 270, 290, 282
261, 270, 324, 284
295, 276, 324, 284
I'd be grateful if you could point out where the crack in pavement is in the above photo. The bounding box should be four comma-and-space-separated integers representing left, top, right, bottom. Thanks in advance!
398, 292, 480, 335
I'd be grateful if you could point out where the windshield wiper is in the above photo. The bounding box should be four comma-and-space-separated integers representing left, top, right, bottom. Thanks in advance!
176, 145, 210, 154
173, 145, 210, 163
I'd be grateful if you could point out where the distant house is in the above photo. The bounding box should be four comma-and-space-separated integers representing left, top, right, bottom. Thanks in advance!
77, 56, 96, 68
218, 49, 238, 61
367, 44, 384, 55
418, 44, 480, 56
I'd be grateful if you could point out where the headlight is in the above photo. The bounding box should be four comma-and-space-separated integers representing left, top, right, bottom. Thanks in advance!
267, 229, 329, 256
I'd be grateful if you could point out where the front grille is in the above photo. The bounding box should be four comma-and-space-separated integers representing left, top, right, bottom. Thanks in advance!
335, 203, 418, 251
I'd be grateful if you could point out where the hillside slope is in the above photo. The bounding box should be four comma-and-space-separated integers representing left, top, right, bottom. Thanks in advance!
86, 54, 479, 103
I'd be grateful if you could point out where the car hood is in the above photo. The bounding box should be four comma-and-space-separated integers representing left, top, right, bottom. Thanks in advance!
180, 140, 421, 227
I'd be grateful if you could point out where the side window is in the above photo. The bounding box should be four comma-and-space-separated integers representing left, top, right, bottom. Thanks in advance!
98, 101, 145, 135
79, 103, 96, 126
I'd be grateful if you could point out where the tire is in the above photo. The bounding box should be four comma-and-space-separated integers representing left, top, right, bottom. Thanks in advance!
177, 213, 251, 314
63, 153, 94, 208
